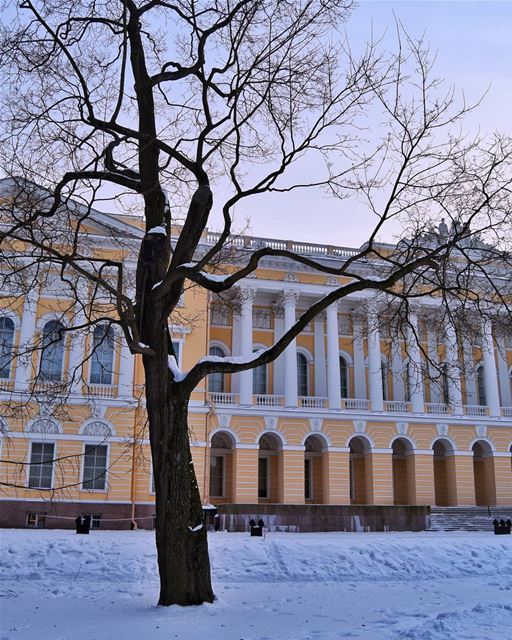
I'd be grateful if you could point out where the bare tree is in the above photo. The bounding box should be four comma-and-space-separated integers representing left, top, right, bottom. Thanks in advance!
1, 0, 511, 606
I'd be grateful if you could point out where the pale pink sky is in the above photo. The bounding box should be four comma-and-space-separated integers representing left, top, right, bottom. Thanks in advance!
211, 0, 512, 248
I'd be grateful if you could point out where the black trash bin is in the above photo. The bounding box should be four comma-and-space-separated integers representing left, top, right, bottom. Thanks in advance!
75, 515, 91, 534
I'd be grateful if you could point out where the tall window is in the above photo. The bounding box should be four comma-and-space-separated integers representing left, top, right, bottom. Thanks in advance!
90, 325, 115, 385
381, 360, 388, 401
209, 455, 224, 497
339, 356, 348, 398
0, 316, 15, 379
476, 365, 487, 406
304, 458, 312, 500
297, 353, 308, 396
404, 362, 411, 402
253, 350, 267, 394
39, 320, 65, 381
82, 444, 108, 490
207, 345, 225, 393
441, 364, 450, 405
28, 443, 55, 489
258, 457, 269, 498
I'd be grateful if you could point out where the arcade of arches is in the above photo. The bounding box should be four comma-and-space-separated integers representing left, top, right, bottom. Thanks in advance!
205, 427, 512, 507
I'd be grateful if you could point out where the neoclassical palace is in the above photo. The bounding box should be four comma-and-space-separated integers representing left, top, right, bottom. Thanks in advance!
1, 196, 512, 529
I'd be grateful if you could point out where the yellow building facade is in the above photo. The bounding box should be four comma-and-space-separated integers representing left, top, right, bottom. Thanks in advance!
1, 209, 512, 530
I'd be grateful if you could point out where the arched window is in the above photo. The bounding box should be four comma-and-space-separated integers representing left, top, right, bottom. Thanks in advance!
297, 352, 308, 396
0, 317, 15, 379
253, 349, 267, 394
40, 320, 65, 381
90, 325, 115, 385
476, 364, 486, 406
339, 356, 348, 398
207, 345, 226, 393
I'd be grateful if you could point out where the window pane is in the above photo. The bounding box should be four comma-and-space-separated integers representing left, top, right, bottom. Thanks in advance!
207, 346, 225, 392
339, 357, 348, 398
297, 354, 308, 396
0, 317, 15, 379
82, 444, 107, 490
40, 321, 64, 381
90, 325, 114, 385
477, 366, 487, 406
28, 443, 54, 489
209, 455, 224, 497
258, 457, 268, 498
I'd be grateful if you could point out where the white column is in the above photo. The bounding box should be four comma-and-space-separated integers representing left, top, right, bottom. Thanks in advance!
117, 335, 134, 398
461, 334, 477, 405
406, 312, 425, 413
282, 290, 299, 407
14, 289, 38, 392
68, 307, 87, 395
496, 334, 512, 408
352, 313, 367, 400
367, 306, 384, 411
273, 307, 285, 396
390, 330, 405, 402
426, 324, 441, 403
481, 318, 501, 417
326, 302, 341, 409
239, 287, 256, 406
443, 317, 463, 414
313, 315, 327, 398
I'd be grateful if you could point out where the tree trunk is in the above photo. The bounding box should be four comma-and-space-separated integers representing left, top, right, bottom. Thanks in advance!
145, 359, 214, 606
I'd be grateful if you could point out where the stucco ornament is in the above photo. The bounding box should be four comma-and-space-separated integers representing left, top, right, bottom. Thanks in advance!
82, 420, 112, 437
28, 418, 60, 434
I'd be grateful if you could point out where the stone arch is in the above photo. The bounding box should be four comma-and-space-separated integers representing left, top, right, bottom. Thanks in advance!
472, 439, 496, 506
346, 432, 373, 450
256, 429, 286, 447
301, 431, 331, 449
25, 417, 62, 434
391, 437, 414, 505
79, 419, 115, 438
209, 427, 239, 447
0, 308, 21, 329
432, 438, 456, 506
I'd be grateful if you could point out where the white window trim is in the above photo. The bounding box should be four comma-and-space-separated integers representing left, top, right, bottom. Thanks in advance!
79, 441, 110, 493
26, 440, 56, 490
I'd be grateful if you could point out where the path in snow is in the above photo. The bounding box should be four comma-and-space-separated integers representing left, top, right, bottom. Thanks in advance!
1, 530, 511, 640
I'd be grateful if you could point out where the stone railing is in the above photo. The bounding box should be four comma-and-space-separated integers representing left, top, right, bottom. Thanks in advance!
208, 392, 239, 406
299, 396, 327, 409
502, 407, 512, 418
384, 400, 411, 413
343, 398, 371, 411
205, 232, 360, 259
84, 384, 117, 398
0, 379, 14, 392
425, 402, 450, 415
254, 394, 285, 407
464, 404, 487, 417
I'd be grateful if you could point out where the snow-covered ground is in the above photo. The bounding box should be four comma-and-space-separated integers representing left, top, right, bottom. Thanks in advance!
1, 529, 512, 640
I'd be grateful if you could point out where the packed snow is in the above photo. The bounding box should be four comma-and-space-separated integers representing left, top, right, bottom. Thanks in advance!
1, 530, 512, 640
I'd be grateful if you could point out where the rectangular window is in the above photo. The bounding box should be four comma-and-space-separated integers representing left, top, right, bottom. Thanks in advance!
82, 445, 107, 490
28, 443, 54, 489
304, 458, 312, 500
82, 513, 102, 529
90, 325, 114, 385
209, 455, 224, 497
258, 457, 269, 499
171, 341, 181, 365
26, 513, 46, 528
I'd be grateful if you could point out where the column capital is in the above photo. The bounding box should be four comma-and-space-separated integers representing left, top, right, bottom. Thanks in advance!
281, 289, 300, 306
237, 286, 257, 303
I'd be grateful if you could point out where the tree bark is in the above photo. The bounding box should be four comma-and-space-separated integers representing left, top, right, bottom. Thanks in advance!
145, 355, 214, 605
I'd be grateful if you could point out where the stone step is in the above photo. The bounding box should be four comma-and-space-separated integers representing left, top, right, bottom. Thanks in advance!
428, 507, 512, 531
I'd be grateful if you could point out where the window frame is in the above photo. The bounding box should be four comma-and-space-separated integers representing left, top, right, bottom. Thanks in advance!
89, 324, 115, 386
81, 443, 109, 492
0, 315, 15, 380
39, 319, 66, 382
27, 441, 56, 489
